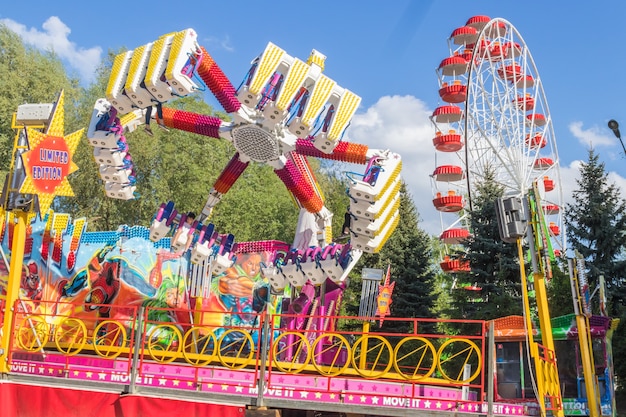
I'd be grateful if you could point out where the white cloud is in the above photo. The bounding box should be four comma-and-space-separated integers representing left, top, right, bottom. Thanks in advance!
346, 95, 442, 235
558, 160, 581, 211
569, 121, 616, 148
0, 16, 101, 84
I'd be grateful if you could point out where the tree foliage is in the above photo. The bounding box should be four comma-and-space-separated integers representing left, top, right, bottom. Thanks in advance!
565, 149, 626, 314
445, 171, 523, 321
0, 24, 82, 182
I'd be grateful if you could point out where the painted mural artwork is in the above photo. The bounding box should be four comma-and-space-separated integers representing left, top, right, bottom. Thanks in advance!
0, 213, 281, 341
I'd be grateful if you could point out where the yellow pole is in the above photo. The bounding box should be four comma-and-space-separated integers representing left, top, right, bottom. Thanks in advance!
193, 296, 203, 325
516, 239, 543, 408
359, 321, 370, 370
533, 272, 555, 353
576, 315, 600, 417
570, 259, 601, 417
1, 210, 28, 373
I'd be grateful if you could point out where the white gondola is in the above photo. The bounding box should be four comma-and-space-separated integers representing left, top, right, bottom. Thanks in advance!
281, 258, 307, 288
350, 210, 400, 253
165, 29, 202, 96
350, 177, 401, 220
262, 265, 287, 292
190, 241, 212, 265
86, 99, 121, 148
105, 51, 134, 113
93, 147, 126, 167
212, 253, 234, 275
350, 195, 400, 238
349, 153, 402, 202
99, 165, 132, 184
104, 182, 136, 200
125, 42, 156, 108
149, 218, 172, 242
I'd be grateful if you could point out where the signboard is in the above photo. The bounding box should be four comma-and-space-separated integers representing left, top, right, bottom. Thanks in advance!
19, 91, 83, 216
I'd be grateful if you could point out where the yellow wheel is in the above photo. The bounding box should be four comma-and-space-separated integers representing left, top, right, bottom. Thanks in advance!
217, 329, 254, 370
93, 320, 128, 359
351, 335, 393, 379
54, 317, 87, 355
146, 324, 182, 364
16, 315, 48, 352
182, 327, 216, 367
311, 333, 350, 377
272, 331, 311, 374
393, 336, 437, 380
437, 338, 482, 383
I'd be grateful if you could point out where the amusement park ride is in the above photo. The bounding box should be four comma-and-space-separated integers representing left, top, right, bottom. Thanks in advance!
0, 15, 618, 417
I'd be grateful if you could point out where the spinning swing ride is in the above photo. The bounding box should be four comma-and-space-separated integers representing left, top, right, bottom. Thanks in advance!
88, 28, 402, 262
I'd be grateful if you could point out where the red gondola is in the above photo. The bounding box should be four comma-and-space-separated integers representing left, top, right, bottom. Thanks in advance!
431, 105, 462, 123
526, 133, 546, 148
440, 256, 471, 272
514, 93, 535, 111
534, 157, 553, 170
467, 39, 490, 58
488, 42, 507, 60
543, 176, 555, 192
526, 113, 547, 126
432, 165, 464, 182
433, 191, 464, 212
433, 131, 463, 152
466, 15, 491, 31
515, 75, 535, 89
504, 41, 523, 58
549, 222, 560, 236
440, 228, 471, 244
544, 204, 560, 215
485, 21, 507, 38
450, 26, 478, 45
439, 81, 467, 103
438, 55, 469, 76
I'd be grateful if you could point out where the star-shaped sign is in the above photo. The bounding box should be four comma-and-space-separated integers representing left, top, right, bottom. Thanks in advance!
20, 91, 83, 216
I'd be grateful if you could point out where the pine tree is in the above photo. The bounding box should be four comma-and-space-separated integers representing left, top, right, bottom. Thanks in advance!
565, 149, 626, 315
445, 170, 523, 322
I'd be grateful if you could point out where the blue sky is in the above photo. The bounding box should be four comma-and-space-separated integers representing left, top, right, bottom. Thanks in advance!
2, 1, 626, 236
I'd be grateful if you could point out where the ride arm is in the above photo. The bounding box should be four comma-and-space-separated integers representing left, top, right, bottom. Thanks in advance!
271, 155, 323, 214
295, 138, 368, 165
159, 107, 229, 139
196, 46, 241, 114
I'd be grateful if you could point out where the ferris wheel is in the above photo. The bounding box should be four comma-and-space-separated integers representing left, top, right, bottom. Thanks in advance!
430, 16, 566, 272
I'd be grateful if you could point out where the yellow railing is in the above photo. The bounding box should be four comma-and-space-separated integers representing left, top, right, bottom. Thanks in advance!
7, 301, 486, 398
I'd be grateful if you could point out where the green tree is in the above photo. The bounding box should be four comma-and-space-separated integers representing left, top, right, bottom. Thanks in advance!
445, 171, 523, 322
565, 149, 626, 315
546, 260, 575, 318
0, 24, 82, 182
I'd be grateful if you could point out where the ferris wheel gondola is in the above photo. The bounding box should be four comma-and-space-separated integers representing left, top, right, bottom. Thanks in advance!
430, 16, 566, 271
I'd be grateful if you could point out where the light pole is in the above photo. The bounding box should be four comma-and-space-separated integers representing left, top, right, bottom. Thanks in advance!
608, 119, 626, 156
